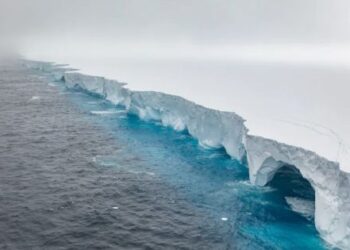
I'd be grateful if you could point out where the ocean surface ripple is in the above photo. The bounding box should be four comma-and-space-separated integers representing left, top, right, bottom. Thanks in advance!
0, 61, 330, 249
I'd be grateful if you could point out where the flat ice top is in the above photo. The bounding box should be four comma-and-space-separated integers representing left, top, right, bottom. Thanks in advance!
29, 57, 350, 172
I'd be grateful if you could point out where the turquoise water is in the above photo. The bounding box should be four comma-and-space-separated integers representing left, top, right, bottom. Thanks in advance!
1, 63, 331, 249
62, 82, 329, 249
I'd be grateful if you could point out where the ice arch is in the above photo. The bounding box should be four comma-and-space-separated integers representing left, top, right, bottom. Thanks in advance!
24, 60, 350, 249
267, 164, 315, 202
245, 135, 350, 249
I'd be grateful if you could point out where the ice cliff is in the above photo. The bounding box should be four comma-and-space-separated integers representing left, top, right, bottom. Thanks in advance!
245, 135, 350, 248
61, 71, 247, 161
25, 60, 350, 249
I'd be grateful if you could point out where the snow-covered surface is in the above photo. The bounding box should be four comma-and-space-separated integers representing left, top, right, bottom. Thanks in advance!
128, 91, 246, 160
24, 60, 350, 249
63, 70, 247, 161
23, 57, 350, 173
245, 135, 350, 249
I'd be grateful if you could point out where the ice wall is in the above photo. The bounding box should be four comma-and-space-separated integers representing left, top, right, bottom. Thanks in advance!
63, 73, 130, 106
24, 60, 350, 249
61, 70, 247, 161
128, 91, 247, 160
245, 135, 350, 248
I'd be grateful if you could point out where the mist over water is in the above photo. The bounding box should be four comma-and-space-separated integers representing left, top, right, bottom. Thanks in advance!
1, 1, 350, 249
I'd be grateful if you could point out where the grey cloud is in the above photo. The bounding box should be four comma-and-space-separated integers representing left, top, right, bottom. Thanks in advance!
1, 0, 350, 46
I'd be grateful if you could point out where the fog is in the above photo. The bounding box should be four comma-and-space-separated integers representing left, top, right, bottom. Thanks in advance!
1, 0, 349, 64
1, 0, 350, 170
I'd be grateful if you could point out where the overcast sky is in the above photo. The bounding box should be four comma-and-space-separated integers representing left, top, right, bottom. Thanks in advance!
1, 0, 350, 169
1, 0, 350, 64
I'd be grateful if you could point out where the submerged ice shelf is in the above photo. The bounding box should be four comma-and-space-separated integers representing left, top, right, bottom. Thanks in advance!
25, 60, 350, 249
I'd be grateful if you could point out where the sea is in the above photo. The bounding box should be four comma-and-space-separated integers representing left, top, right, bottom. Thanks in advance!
0, 60, 331, 249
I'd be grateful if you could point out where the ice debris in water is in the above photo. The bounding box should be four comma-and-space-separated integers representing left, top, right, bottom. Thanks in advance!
48, 82, 57, 87
29, 96, 40, 101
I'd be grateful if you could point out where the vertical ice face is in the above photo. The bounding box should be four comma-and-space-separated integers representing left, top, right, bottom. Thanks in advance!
25, 60, 350, 249
128, 91, 247, 161
61, 69, 247, 161
245, 135, 350, 249
63, 72, 130, 106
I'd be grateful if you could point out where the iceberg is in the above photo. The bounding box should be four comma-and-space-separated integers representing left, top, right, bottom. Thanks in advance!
63, 73, 130, 106
128, 91, 247, 160
24, 60, 350, 249
245, 135, 350, 249
61, 70, 247, 161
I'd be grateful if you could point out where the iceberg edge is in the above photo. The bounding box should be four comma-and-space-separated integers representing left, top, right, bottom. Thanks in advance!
25, 60, 350, 249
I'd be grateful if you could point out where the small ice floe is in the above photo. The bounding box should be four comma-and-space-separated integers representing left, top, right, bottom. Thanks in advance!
93, 155, 120, 167
221, 217, 228, 221
285, 196, 315, 220
128, 170, 156, 176
48, 82, 57, 87
29, 96, 40, 101
112, 206, 119, 210
90, 110, 125, 115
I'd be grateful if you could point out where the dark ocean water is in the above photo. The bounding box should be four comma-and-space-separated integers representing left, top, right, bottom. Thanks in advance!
0, 61, 330, 249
